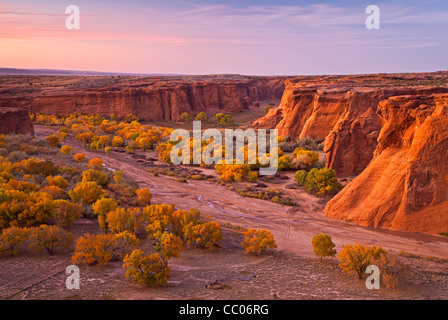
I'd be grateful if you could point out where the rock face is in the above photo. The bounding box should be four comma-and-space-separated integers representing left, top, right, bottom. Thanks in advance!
252, 74, 448, 175
324, 106, 381, 175
0, 108, 34, 135
0, 75, 286, 122
325, 94, 448, 234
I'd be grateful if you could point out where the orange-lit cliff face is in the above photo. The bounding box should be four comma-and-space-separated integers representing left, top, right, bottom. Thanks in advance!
325, 94, 448, 234
252, 73, 448, 175
0, 75, 286, 122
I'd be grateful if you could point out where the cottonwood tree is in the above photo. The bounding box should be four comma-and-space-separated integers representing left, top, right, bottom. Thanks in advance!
69, 181, 104, 205
87, 158, 104, 170
155, 232, 184, 265
53, 200, 83, 229
338, 243, 387, 279
311, 233, 337, 261
74, 153, 86, 162
122, 249, 170, 287
29, 225, 74, 255
106, 208, 137, 234
72, 231, 138, 265
0, 226, 29, 256
241, 228, 277, 255
184, 221, 222, 251
135, 188, 152, 206
92, 198, 119, 233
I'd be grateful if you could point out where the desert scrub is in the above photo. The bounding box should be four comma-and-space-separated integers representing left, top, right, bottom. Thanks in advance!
279, 137, 324, 152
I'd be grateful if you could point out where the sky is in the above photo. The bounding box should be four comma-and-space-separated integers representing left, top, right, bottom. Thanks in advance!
0, 0, 447, 75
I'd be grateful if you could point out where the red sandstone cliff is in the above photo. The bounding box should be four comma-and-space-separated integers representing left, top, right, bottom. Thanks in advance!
324, 94, 448, 234
252, 74, 448, 175
0, 75, 286, 122
0, 108, 34, 135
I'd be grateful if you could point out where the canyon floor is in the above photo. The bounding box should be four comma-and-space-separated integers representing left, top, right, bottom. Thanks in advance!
1, 125, 446, 300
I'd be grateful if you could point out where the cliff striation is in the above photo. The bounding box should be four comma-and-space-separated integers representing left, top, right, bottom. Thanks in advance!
325, 94, 448, 234
0, 75, 286, 122
252, 74, 448, 175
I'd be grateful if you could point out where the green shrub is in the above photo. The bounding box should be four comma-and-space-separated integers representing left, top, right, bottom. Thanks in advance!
295, 168, 342, 194
294, 170, 308, 186
214, 113, 234, 126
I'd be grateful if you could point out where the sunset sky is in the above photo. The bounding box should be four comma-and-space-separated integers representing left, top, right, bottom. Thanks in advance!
1, 0, 447, 75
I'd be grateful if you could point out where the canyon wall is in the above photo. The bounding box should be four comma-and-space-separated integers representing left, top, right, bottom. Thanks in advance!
0, 108, 34, 135
0, 76, 286, 122
325, 94, 448, 234
252, 76, 448, 175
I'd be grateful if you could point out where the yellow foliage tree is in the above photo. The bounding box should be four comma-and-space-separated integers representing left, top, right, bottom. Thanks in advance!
112, 136, 124, 147
47, 175, 68, 189
292, 147, 319, 169
72, 231, 138, 265
184, 221, 222, 250
87, 158, 104, 170
29, 225, 74, 255
60, 145, 72, 155
92, 198, 119, 233
39, 185, 66, 199
106, 208, 136, 234
215, 163, 251, 182
0, 226, 29, 256
135, 188, 152, 206
69, 181, 104, 205
82, 169, 108, 186
0, 190, 54, 228
155, 232, 184, 265
46, 134, 61, 147
311, 233, 337, 261
171, 208, 201, 237
338, 243, 387, 279
155, 141, 175, 163
113, 169, 123, 183
143, 204, 175, 238
53, 199, 83, 229
74, 153, 86, 162
98, 135, 111, 147
241, 228, 277, 255
122, 249, 170, 287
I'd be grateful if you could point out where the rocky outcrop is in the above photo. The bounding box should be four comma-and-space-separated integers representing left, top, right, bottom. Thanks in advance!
0, 75, 286, 122
325, 94, 448, 234
324, 107, 381, 175
0, 108, 34, 135
252, 74, 448, 175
